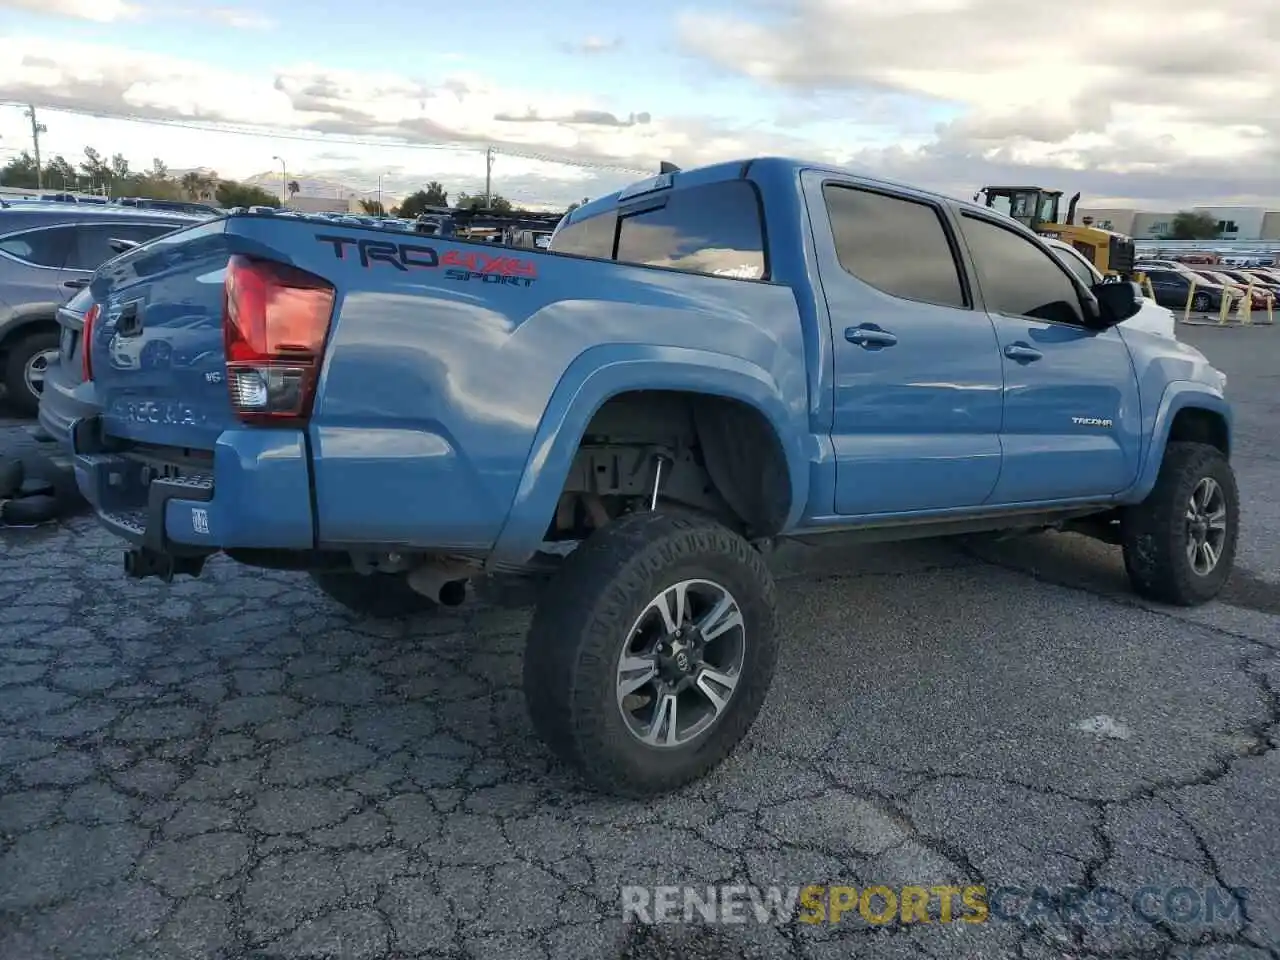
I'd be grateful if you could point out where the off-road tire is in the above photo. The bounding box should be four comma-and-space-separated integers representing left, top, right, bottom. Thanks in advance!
3, 329, 60, 416
309, 570, 438, 618
523, 510, 779, 797
1121, 441, 1238, 606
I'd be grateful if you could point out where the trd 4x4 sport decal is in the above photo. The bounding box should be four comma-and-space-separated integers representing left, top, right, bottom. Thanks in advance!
315, 234, 537, 286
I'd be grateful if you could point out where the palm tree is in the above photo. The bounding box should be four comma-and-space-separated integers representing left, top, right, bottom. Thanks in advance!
180, 171, 202, 200
287, 179, 300, 199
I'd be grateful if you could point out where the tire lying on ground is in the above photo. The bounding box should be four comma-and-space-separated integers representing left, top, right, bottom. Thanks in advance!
1, 494, 61, 526
0, 456, 23, 499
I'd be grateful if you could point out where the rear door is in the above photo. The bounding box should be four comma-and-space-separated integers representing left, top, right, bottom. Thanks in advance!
0, 224, 75, 300
804, 173, 1006, 515
60, 221, 182, 289
955, 211, 1142, 503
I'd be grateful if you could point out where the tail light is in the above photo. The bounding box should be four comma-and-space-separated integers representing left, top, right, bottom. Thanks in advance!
81, 303, 101, 381
223, 255, 336, 424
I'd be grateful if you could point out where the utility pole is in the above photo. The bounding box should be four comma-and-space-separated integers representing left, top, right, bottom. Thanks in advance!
25, 105, 47, 190
484, 146, 494, 208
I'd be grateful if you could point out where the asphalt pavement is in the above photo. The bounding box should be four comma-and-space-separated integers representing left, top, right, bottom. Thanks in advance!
0, 323, 1277, 960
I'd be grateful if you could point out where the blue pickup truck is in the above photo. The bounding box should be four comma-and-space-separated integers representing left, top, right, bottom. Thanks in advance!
68, 157, 1236, 796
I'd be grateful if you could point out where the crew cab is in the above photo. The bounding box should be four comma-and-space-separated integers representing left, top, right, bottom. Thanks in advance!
68, 158, 1236, 797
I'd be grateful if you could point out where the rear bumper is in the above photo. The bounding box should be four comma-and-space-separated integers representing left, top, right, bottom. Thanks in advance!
37, 366, 97, 449
70, 415, 315, 556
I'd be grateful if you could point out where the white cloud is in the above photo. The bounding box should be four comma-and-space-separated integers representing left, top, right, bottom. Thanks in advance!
2, 1, 1278, 209
676, 0, 1280, 205
2, 0, 139, 21
203, 7, 276, 29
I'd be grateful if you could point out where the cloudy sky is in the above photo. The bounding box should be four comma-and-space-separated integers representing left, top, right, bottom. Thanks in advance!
1, 0, 1277, 209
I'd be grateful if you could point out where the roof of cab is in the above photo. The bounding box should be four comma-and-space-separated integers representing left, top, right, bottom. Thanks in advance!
564, 156, 983, 223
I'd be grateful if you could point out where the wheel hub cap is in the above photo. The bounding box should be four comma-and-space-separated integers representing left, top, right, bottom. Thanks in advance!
1185, 477, 1227, 577
615, 579, 747, 748
24, 348, 59, 396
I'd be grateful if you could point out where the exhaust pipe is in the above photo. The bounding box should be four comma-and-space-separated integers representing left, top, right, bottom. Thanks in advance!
408, 563, 471, 606
437, 579, 468, 607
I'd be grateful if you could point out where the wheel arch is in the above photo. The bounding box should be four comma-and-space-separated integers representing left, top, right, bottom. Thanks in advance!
1128, 384, 1231, 503
486, 344, 810, 568
0, 305, 60, 352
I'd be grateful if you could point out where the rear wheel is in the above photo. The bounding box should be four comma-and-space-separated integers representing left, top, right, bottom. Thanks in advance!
523, 510, 779, 797
3, 329, 60, 416
1121, 442, 1238, 606
308, 570, 438, 618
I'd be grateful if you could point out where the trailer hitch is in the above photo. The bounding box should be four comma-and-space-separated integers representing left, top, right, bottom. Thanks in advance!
123, 547, 208, 582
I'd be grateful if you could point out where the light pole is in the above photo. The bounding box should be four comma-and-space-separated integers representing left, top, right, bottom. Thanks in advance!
377, 174, 382, 213
272, 155, 287, 205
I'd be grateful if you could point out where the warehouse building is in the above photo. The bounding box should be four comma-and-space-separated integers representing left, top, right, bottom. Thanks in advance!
1077, 205, 1280, 241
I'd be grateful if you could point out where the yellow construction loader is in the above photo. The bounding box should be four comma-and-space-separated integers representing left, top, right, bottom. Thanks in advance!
974, 186, 1138, 280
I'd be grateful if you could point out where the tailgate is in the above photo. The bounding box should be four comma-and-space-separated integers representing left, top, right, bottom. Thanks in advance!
87, 219, 233, 449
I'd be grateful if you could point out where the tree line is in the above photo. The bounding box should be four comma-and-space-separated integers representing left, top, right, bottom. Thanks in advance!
2, 149, 583, 218
0, 148, 283, 209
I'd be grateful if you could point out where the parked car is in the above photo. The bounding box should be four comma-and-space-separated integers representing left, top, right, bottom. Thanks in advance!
1188, 269, 1271, 310
1216, 269, 1280, 299
34, 284, 96, 464
69, 158, 1234, 797
112, 197, 225, 217
0, 203, 209, 414
1142, 267, 1237, 313
1043, 238, 1177, 338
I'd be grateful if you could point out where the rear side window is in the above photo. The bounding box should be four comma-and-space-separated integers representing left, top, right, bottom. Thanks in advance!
823, 185, 966, 308
615, 181, 766, 279
0, 226, 73, 267
66, 223, 177, 270
549, 211, 618, 259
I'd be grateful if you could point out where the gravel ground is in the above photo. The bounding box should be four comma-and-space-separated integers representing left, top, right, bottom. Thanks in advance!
0, 323, 1277, 960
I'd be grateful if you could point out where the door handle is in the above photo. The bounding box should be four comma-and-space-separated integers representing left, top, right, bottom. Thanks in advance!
63, 278, 90, 290
116, 302, 143, 337
1004, 343, 1042, 362
845, 325, 898, 348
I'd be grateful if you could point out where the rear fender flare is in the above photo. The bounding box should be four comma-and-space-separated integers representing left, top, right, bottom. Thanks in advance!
1125, 382, 1231, 502
486, 343, 809, 568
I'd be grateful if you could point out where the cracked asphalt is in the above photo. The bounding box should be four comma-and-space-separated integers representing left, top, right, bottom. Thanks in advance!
1, 324, 1278, 960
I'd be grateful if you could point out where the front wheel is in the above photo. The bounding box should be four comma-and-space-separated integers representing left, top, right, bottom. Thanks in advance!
1121, 442, 1238, 606
1191, 292, 1211, 313
523, 510, 779, 797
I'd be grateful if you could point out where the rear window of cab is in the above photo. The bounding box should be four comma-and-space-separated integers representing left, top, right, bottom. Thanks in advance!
549, 180, 767, 280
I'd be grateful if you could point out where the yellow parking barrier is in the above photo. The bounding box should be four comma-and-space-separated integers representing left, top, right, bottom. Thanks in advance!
1182, 279, 1197, 324
1237, 282, 1252, 325
1219, 291, 1233, 325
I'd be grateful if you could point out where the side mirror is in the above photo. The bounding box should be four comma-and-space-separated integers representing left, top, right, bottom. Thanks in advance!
1088, 280, 1144, 328
108, 238, 141, 254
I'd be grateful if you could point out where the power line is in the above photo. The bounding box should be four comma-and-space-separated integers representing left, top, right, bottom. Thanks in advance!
1, 101, 656, 176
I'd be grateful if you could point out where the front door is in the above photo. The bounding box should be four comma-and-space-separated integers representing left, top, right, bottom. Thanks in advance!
804, 173, 1005, 516
956, 211, 1142, 504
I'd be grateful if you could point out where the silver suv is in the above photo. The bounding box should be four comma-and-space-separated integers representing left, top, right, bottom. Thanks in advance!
0, 202, 208, 414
